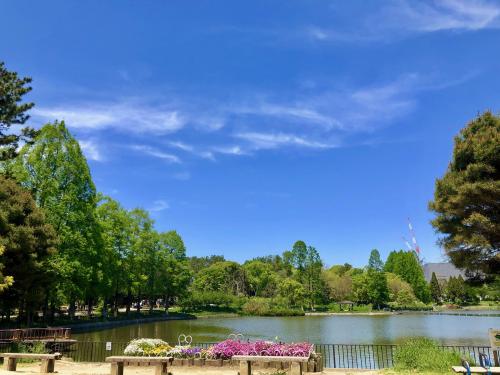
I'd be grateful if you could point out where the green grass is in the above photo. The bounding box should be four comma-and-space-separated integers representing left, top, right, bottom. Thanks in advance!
384, 369, 457, 375
393, 338, 466, 373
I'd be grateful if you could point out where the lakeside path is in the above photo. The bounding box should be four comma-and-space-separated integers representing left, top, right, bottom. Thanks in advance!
0, 361, 379, 375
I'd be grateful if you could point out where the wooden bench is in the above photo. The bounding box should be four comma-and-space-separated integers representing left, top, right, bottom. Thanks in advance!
105, 356, 173, 375
452, 366, 500, 374
232, 355, 309, 375
0, 352, 61, 373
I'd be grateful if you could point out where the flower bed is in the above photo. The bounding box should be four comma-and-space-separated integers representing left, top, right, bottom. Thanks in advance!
123, 338, 314, 360
207, 339, 314, 359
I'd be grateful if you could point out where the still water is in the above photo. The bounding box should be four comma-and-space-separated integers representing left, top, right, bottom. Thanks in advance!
74, 313, 499, 345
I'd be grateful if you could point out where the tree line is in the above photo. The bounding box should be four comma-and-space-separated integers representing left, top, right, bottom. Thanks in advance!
0, 61, 498, 324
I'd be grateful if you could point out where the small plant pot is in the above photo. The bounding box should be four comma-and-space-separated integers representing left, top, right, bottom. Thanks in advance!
172, 359, 182, 367
187, 358, 195, 366
205, 359, 223, 367
194, 358, 205, 366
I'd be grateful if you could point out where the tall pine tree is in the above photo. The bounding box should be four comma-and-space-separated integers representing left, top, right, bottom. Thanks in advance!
430, 272, 442, 304
429, 112, 499, 275
0, 61, 37, 161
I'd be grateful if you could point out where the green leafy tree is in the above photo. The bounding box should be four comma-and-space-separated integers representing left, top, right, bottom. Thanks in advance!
156, 230, 192, 310
429, 111, 500, 275
96, 196, 136, 317
368, 249, 384, 271
278, 278, 306, 308
323, 268, 353, 302
353, 270, 389, 308
367, 269, 389, 308
386, 272, 417, 304
188, 255, 226, 274
446, 275, 467, 303
193, 261, 246, 295
0, 245, 14, 293
290, 240, 308, 282
7, 121, 102, 318
128, 208, 158, 312
0, 62, 37, 161
243, 260, 277, 297
385, 250, 431, 303
303, 246, 325, 308
0, 176, 57, 324
430, 272, 442, 304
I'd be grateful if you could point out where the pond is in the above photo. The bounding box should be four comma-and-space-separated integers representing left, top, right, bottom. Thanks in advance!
73, 312, 499, 345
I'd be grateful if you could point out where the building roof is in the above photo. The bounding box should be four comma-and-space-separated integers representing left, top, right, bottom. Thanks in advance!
423, 262, 465, 282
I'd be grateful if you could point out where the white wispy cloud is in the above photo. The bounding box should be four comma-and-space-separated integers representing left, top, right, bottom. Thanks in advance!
33, 102, 185, 135
232, 103, 343, 130
33, 72, 467, 163
386, 0, 500, 32
131, 145, 181, 163
78, 139, 102, 161
148, 199, 169, 212
212, 145, 248, 156
167, 141, 216, 160
307, 0, 500, 43
234, 132, 336, 150
168, 141, 194, 152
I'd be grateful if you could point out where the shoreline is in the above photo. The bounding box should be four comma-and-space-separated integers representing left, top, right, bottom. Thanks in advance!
306, 312, 395, 316
68, 313, 196, 333
306, 310, 500, 317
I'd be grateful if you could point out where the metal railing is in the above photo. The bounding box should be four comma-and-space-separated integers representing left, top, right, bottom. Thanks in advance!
0, 328, 71, 341
0, 341, 494, 369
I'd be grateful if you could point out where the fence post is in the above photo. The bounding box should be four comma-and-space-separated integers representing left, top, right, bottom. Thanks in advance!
332, 344, 336, 368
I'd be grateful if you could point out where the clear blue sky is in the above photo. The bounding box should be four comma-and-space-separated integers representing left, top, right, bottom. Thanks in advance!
2, 0, 499, 267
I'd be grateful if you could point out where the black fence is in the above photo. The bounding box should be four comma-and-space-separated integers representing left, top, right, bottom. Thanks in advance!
0, 341, 494, 369
314, 344, 494, 369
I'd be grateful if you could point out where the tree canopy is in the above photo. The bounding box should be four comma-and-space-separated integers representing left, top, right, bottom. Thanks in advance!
7, 121, 102, 316
429, 111, 500, 275
0, 175, 57, 323
384, 250, 430, 303
0, 62, 36, 161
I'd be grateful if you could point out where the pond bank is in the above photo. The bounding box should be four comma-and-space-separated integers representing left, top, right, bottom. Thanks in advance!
68, 313, 195, 333
306, 312, 395, 316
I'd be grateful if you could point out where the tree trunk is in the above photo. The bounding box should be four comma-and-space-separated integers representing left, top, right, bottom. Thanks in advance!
87, 298, 93, 317
42, 294, 49, 323
126, 289, 131, 315
113, 293, 118, 318
164, 296, 169, 315
68, 299, 76, 320
102, 298, 108, 319
49, 301, 55, 323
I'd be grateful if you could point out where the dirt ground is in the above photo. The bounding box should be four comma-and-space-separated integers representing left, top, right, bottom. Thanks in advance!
0, 360, 380, 375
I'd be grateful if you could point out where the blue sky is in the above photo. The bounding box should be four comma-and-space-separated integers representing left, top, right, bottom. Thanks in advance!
1, 0, 499, 267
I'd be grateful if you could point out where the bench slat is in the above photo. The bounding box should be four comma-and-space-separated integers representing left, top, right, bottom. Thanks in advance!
0, 353, 60, 359
232, 355, 309, 363
106, 356, 172, 363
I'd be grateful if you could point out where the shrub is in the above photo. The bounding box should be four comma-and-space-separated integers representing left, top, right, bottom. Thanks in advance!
394, 337, 463, 372
241, 298, 304, 316
10, 342, 47, 363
